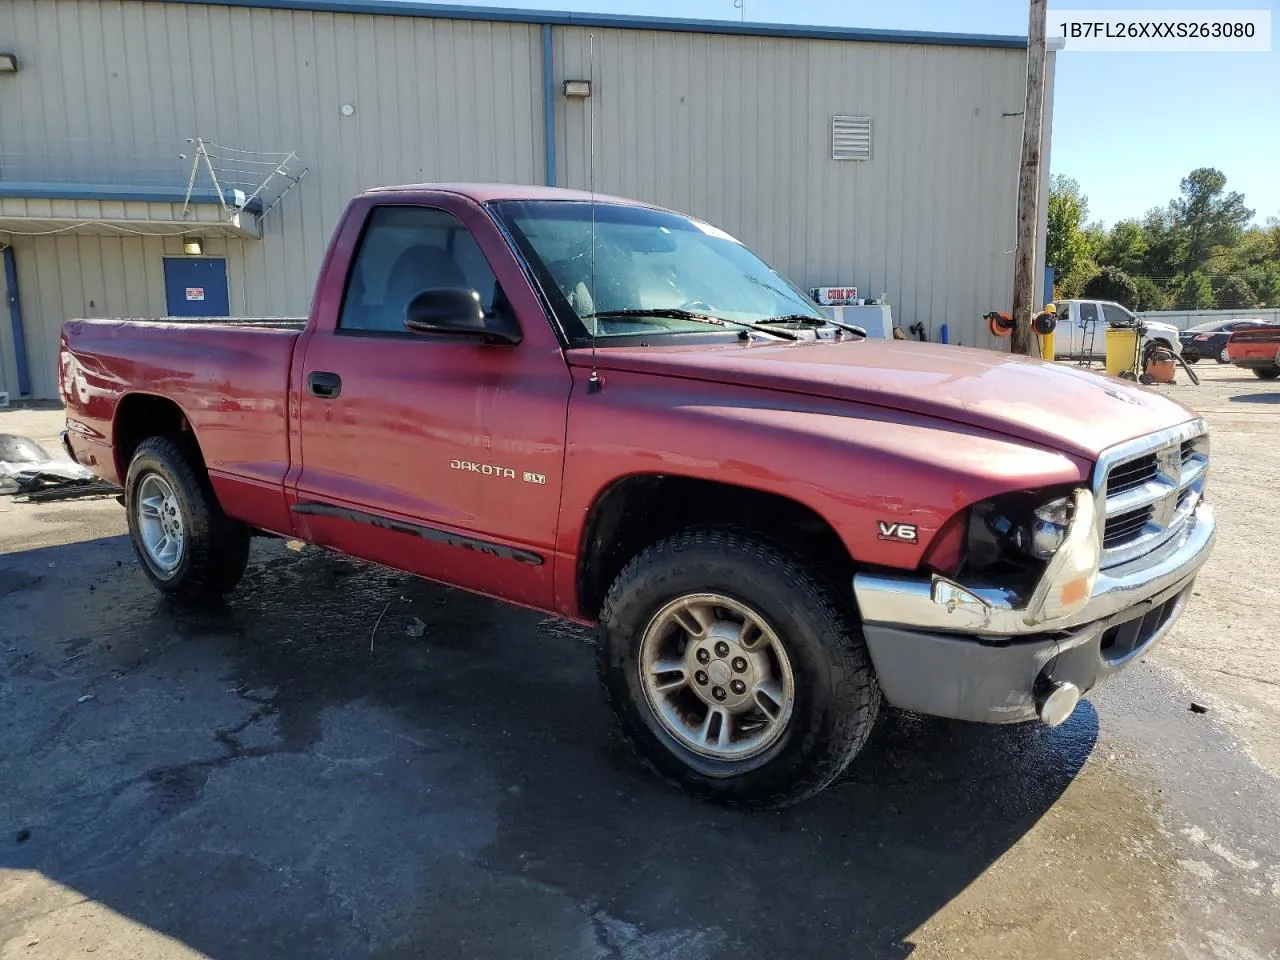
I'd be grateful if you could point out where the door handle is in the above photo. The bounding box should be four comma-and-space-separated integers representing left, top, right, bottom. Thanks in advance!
307, 371, 342, 399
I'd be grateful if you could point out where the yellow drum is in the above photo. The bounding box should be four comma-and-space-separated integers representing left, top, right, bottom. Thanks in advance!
1105, 328, 1140, 377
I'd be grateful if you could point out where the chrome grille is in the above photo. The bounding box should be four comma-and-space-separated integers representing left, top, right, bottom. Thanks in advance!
1107, 454, 1158, 495
1104, 505, 1154, 548
1097, 422, 1209, 569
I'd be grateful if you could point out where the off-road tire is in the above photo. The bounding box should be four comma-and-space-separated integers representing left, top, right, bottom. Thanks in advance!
125, 436, 250, 603
1254, 367, 1280, 380
597, 529, 880, 807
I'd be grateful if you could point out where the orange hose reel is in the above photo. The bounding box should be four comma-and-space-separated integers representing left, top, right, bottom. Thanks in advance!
985, 312, 1014, 337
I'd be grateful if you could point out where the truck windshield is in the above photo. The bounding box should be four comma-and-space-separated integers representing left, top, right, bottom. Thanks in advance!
489, 200, 825, 345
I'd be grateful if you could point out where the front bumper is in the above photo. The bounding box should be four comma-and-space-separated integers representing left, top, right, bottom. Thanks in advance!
853, 503, 1215, 723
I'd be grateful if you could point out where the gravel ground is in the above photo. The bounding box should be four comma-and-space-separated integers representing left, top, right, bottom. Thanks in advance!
1143, 361, 1280, 775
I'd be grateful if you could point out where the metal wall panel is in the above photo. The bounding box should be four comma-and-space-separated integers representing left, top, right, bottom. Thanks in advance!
0, 257, 14, 399
0, 0, 545, 395
554, 26, 1036, 347
0, 0, 1048, 397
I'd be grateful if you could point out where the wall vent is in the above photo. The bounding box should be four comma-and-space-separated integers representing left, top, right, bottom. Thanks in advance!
831, 116, 872, 161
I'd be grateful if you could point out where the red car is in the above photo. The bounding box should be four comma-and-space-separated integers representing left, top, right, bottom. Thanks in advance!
1226, 324, 1280, 379
58, 184, 1216, 806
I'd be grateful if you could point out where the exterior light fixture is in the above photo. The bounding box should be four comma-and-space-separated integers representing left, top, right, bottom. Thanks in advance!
183, 238, 204, 256
0, 54, 19, 73
562, 79, 591, 98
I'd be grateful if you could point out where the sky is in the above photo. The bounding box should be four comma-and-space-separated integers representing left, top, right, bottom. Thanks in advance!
444, 0, 1280, 228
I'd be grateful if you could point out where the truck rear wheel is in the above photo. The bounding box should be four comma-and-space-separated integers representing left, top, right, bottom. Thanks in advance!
596, 529, 880, 807
125, 436, 250, 603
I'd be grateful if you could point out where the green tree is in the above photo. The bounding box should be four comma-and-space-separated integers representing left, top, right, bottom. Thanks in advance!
1219, 221, 1280, 307
1131, 276, 1167, 311
1102, 219, 1148, 276
1212, 274, 1260, 309
1083, 266, 1140, 308
1172, 168, 1254, 273
1137, 207, 1184, 281
1046, 176, 1094, 282
1173, 271, 1215, 309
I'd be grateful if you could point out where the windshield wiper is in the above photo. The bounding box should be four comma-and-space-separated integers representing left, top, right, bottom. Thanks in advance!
762, 314, 868, 338
585, 308, 799, 341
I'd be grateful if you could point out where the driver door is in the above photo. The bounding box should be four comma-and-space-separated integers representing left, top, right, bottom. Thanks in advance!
293, 202, 573, 608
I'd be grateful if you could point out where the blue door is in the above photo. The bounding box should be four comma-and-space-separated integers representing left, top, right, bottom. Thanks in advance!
163, 257, 230, 316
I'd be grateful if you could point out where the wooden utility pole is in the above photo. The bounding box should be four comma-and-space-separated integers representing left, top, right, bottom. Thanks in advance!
1010, 0, 1048, 356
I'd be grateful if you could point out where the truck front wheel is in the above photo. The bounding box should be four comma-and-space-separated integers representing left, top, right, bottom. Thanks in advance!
1253, 367, 1280, 380
125, 436, 250, 603
597, 529, 880, 807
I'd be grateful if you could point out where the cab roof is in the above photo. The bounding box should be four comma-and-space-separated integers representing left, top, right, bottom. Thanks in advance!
362, 183, 654, 206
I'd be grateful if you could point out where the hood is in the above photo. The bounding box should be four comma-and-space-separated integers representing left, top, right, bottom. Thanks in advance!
568, 339, 1199, 460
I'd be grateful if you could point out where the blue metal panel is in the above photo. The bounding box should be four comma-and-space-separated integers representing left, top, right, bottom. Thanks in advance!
1045, 265, 1057, 302
0, 182, 263, 213
162, 258, 231, 317
2, 245, 31, 397
133, 0, 1026, 49
542, 24, 556, 187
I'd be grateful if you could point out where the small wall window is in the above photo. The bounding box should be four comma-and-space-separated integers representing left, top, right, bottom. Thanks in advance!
832, 116, 872, 161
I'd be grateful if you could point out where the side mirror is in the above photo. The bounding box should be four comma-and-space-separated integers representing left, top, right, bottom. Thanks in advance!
403, 288, 521, 344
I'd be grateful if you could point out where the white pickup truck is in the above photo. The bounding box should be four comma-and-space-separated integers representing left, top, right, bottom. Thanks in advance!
1052, 299, 1183, 365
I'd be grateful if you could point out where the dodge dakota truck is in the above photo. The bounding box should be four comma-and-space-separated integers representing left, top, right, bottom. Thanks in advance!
58, 184, 1217, 807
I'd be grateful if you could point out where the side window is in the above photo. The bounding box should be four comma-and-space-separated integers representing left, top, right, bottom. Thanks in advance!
1079, 302, 1100, 325
1101, 304, 1131, 326
339, 206, 501, 333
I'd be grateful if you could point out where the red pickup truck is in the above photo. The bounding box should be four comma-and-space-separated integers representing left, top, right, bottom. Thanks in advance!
59, 184, 1216, 806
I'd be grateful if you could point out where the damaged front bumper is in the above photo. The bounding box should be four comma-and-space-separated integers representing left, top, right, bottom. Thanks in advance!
852, 503, 1215, 724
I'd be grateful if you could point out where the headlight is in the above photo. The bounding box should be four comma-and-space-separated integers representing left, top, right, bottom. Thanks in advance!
926, 487, 1100, 626
982, 493, 1074, 562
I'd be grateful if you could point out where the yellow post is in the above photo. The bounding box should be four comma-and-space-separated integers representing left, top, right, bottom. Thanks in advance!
1039, 330, 1055, 361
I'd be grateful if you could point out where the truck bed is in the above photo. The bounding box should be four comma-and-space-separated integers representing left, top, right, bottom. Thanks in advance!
60, 317, 302, 534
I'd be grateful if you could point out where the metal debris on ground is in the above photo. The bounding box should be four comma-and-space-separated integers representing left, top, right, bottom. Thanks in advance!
0, 432, 117, 500
406, 617, 426, 638
1190, 702, 1210, 714
21, 480, 123, 502
77, 694, 96, 704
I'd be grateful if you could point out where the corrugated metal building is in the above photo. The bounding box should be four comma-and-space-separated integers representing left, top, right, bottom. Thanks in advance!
0, 0, 1055, 400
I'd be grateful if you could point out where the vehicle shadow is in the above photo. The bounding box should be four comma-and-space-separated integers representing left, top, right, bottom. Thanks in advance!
1229, 392, 1280, 404
1, 538, 1097, 959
